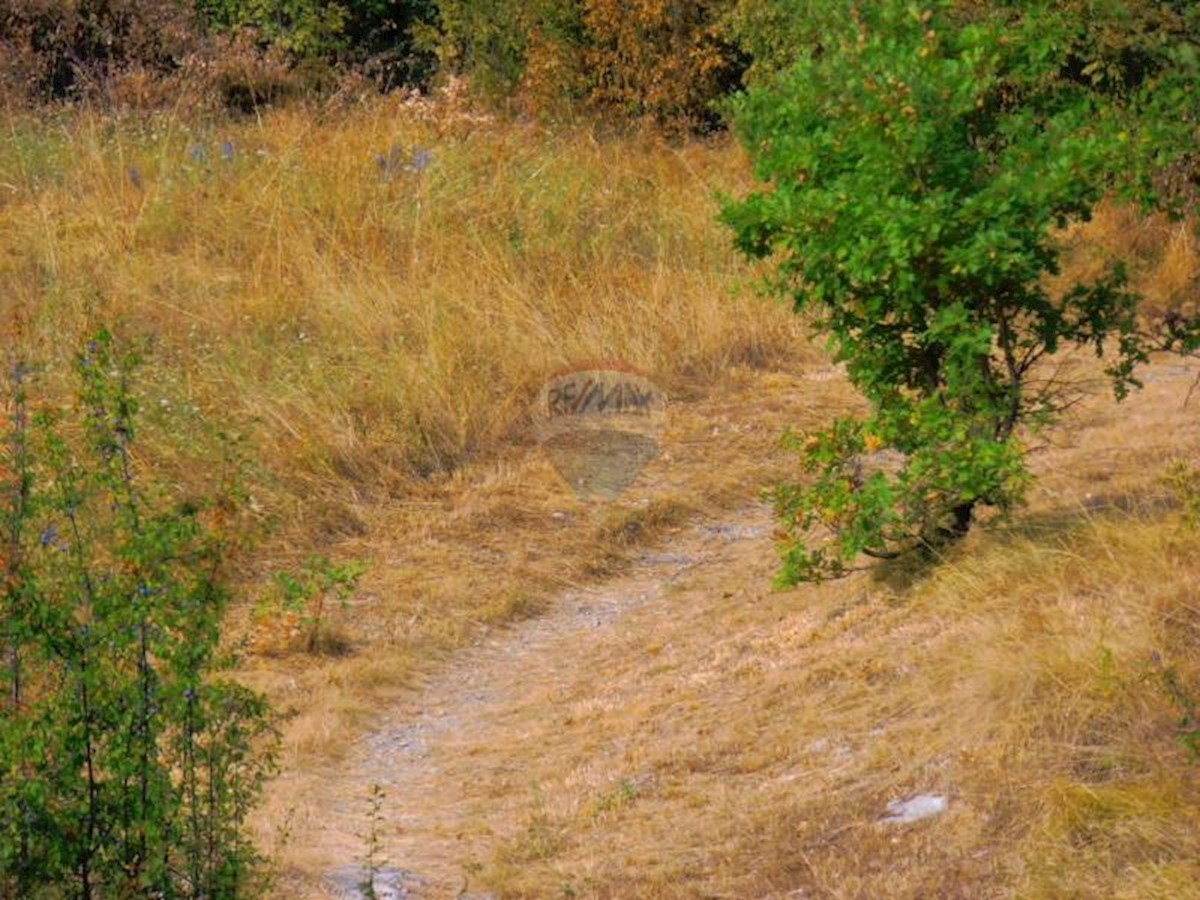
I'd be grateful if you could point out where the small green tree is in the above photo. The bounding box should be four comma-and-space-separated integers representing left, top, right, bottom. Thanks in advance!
196, 0, 349, 57
721, 1, 1200, 583
0, 331, 275, 897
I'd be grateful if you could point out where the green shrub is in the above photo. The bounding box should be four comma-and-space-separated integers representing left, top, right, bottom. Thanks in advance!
430, 0, 578, 99
429, 0, 743, 129
581, 0, 743, 130
721, 0, 850, 87
0, 331, 275, 897
196, 0, 349, 59
721, 1, 1200, 583
340, 0, 440, 89
196, 0, 439, 82
726, 0, 1200, 92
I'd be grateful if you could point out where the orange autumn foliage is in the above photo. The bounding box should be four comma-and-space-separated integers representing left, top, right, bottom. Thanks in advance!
578, 0, 741, 130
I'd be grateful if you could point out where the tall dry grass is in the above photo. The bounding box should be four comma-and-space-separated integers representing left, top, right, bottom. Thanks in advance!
0, 98, 814, 849
0, 95, 800, 547
5, 93, 1199, 899
426, 361, 1200, 899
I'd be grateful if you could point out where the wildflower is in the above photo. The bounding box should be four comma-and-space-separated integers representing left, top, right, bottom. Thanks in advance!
411, 147, 433, 172
220, 140, 236, 161
189, 144, 207, 164
39, 524, 58, 547
128, 166, 143, 190
376, 144, 405, 180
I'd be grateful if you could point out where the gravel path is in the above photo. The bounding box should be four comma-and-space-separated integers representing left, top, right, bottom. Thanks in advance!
313, 507, 773, 898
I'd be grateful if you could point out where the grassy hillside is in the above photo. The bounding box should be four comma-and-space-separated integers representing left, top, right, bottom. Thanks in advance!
0, 94, 799, 550
425, 358, 1200, 899
3, 93, 1199, 898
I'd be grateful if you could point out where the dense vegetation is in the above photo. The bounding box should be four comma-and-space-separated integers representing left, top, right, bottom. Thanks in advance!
0, 333, 275, 897
4, 1, 1199, 130
722, 1, 1200, 580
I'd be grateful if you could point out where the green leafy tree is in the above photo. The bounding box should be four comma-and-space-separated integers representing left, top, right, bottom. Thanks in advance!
721, 1, 1200, 583
428, 0, 744, 129
429, 0, 581, 98
721, 0, 852, 86
726, 1, 1200, 91
340, 0, 440, 88
195, 0, 438, 85
197, 0, 349, 57
0, 331, 275, 897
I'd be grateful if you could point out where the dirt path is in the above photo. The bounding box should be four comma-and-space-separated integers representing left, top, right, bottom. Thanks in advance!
276, 356, 1200, 900
309, 505, 773, 898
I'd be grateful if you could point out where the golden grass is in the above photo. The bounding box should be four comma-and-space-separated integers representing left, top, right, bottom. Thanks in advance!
367, 359, 1198, 900
4, 93, 1200, 899
1058, 199, 1200, 321
0, 96, 821, 893
0, 96, 799, 545
252, 366, 861, 890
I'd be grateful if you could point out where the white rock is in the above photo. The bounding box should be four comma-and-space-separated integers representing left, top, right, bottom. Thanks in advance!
880, 793, 947, 825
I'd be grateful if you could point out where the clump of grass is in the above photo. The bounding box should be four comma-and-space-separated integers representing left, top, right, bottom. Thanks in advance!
0, 100, 800, 555
1057, 200, 1200, 321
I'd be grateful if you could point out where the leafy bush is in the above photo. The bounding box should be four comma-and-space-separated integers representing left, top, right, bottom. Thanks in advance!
341, 0, 440, 89
727, 0, 1200, 91
196, 0, 349, 59
721, 1, 1200, 582
0, 332, 275, 897
580, 0, 743, 130
430, 0, 743, 129
0, 0, 201, 101
721, 0, 851, 87
0, 0, 439, 106
196, 0, 439, 86
430, 0, 578, 100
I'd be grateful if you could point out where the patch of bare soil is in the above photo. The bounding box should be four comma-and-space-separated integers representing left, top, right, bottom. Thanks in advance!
313, 507, 772, 898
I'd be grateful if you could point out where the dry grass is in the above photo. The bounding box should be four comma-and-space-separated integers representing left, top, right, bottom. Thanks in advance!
4, 92, 1200, 899
0, 92, 808, 748
251, 365, 861, 887
0, 93, 799, 545
0, 95, 818, 889
1058, 199, 1200, 322
354, 357, 1198, 900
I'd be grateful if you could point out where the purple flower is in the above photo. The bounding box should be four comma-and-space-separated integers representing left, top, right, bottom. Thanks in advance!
376, 144, 406, 180
411, 148, 433, 172
39, 524, 58, 547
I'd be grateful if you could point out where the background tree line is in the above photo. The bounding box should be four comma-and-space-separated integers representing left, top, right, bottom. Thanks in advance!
1, 1, 1195, 131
